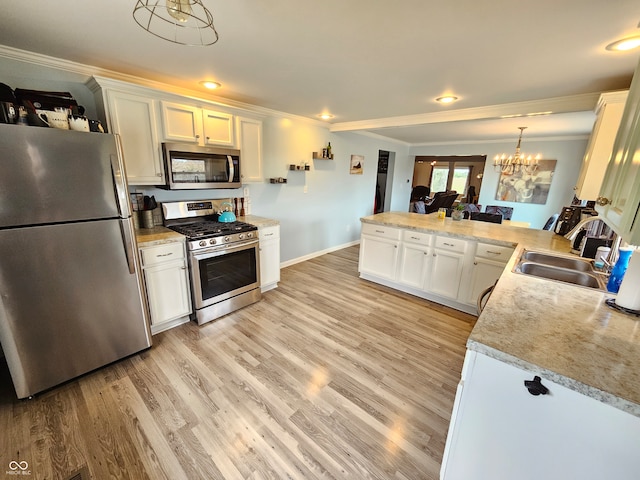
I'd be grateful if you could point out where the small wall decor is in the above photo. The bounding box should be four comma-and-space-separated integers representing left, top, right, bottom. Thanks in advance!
495, 159, 557, 204
350, 155, 364, 175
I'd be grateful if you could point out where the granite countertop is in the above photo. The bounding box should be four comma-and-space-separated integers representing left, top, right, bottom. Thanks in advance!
135, 226, 185, 247
239, 215, 280, 229
362, 212, 640, 417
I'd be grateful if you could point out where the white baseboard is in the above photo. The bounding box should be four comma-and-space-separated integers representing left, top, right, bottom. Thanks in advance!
280, 240, 360, 269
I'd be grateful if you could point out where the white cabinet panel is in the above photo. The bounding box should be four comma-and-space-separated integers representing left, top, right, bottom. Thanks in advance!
160, 101, 235, 147
398, 243, 431, 289
428, 248, 464, 299
259, 225, 280, 292
107, 91, 163, 185
237, 116, 263, 183
359, 234, 400, 281
140, 241, 192, 334
442, 351, 640, 480
596, 58, 640, 244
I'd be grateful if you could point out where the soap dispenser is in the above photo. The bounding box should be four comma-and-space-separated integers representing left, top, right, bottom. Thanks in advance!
607, 247, 634, 293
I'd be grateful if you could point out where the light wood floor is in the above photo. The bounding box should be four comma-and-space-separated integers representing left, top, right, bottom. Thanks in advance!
0, 245, 475, 480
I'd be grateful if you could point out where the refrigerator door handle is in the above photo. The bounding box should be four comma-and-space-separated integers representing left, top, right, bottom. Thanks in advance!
119, 218, 137, 274
111, 135, 131, 218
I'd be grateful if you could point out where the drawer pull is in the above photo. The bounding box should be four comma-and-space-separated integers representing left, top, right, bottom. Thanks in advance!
524, 376, 549, 396
375, 229, 385, 234
157, 252, 174, 257
486, 251, 502, 256
443, 242, 455, 247
264, 233, 274, 237
410, 236, 420, 240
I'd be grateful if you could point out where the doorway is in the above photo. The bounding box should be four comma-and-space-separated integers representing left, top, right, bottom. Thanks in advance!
375, 150, 395, 213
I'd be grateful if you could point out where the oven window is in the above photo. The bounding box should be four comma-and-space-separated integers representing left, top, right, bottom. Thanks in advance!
199, 248, 257, 299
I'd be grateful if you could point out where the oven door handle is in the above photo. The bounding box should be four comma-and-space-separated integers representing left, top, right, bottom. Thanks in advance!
192, 239, 259, 259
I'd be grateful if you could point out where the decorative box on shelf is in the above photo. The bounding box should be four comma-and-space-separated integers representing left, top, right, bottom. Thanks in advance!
269, 177, 287, 184
290, 163, 310, 171
312, 151, 334, 160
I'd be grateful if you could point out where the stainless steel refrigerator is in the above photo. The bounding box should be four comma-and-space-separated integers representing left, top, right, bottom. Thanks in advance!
0, 124, 152, 398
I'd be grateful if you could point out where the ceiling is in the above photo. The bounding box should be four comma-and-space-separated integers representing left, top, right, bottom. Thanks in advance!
0, 0, 639, 144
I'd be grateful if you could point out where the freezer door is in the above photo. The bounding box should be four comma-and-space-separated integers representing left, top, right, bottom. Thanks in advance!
0, 218, 152, 398
0, 125, 123, 228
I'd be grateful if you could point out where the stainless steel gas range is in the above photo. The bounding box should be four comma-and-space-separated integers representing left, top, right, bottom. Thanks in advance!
163, 200, 261, 325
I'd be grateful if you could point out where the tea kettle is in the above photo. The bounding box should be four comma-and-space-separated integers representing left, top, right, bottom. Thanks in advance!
218, 202, 237, 223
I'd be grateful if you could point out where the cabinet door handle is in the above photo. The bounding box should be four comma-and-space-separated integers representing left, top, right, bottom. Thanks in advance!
473, 261, 478, 265
524, 376, 549, 396
195, 134, 200, 139
596, 196, 611, 206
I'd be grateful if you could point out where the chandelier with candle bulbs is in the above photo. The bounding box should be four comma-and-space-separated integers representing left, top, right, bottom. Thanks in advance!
493, 127, 541, 175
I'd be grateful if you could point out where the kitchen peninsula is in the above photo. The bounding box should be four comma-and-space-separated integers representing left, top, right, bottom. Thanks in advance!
360, 212, 640, 479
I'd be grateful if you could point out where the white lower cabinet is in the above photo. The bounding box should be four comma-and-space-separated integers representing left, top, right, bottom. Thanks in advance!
139, 241, 192, 334
259, 224, 280, 292
359, 224, 401, 281
441, 351, 640, 480
428, 237, 467, 300
397, 231, 432, 289
468, 243, 515, 306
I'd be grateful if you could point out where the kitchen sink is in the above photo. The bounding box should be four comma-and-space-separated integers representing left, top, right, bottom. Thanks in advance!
513, 249, 606, 290
520, 251, 594, 272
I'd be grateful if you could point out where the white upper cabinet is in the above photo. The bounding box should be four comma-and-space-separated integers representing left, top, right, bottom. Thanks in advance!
104, 90, 164, 185
596, 58, 640, 245
236, 116, 264, 183
161, 101, 235, 147
575, 90, 628, 201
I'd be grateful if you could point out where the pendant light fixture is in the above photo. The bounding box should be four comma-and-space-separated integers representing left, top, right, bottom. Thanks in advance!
493, 127, 541, 175
133, 0, 219, 46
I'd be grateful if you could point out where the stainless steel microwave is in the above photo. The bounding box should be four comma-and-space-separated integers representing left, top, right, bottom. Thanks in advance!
161, 143, 241, 190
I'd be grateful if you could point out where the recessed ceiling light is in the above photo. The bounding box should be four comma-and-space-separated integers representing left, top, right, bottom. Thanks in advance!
606, 35, 640, 51
318, 113, 334, 120
200, 81, 222, 90
435, 95, 459, 105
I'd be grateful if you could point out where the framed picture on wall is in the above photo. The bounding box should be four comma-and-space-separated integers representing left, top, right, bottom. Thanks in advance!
495, 159, 557, 204
350, 155, 364, 175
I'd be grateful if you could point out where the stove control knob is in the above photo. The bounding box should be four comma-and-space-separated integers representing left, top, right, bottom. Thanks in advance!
209, 239, 216, 245
246, 232, 253, 238
199, 240, 207, 247
224, 236, 231, 242
238, 234, 244, 240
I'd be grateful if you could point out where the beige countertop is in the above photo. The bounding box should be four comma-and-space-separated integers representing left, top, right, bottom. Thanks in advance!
362, 212, 640, 417
135, 226, 185, 247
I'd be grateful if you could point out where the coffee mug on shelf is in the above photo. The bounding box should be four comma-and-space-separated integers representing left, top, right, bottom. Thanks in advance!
68, 115, 89, 132
37, 109, 69, 129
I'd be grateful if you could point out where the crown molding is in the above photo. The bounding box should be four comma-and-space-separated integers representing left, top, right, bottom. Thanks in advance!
329, 93, 601, 133
0, 44, 329, 128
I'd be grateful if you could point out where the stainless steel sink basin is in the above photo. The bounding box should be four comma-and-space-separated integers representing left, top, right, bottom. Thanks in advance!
520, 251, 593, 272
513, 249, 606, 290
517, 262, 602, 289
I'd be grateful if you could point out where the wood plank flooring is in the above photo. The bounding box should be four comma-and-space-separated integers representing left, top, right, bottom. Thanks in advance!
0, 245, 475, 480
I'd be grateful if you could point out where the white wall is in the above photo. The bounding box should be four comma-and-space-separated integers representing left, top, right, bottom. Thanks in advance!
409, 137, 589, 228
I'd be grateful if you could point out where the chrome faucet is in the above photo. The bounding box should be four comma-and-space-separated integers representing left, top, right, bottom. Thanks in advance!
563, 216, 605, 242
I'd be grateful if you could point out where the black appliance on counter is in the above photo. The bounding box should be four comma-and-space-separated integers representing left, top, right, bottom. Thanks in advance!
554, 205, 598, 236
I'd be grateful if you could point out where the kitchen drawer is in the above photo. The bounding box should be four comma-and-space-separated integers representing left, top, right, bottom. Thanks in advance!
434, 236, 467, 253
402, 230, 432, 245
140, 242, 185, 267
259, 225, 280, 240
475, 243, 515, 263
361, 223, 401, 240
